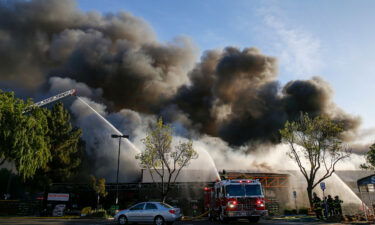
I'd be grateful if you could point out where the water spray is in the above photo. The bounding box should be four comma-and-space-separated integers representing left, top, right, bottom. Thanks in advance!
332, 173, 364, 205
77, 96, 140, 153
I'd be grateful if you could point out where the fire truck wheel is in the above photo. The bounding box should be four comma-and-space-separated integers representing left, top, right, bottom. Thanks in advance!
247, 216, 260, 223
154, 216, 165, 225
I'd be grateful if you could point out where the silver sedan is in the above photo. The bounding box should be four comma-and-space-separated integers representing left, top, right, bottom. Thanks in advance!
114, 202, 182, 225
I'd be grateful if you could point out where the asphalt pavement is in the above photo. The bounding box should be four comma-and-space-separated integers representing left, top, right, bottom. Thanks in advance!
0, 218, 355, 225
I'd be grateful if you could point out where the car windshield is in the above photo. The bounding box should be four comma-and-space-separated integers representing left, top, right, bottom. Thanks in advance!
225, 184, 262, 196
159, 203, 173, 208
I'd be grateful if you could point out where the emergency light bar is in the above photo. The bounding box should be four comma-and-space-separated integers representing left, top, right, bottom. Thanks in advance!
230, 179, 259, 184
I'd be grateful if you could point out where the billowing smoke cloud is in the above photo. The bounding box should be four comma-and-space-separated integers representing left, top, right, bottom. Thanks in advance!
0, 0, 197, 112
0, 0, 367, 180
173, 48, 360, 146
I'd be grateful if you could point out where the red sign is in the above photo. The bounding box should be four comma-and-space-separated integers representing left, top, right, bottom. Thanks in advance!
47, 193, 69, 201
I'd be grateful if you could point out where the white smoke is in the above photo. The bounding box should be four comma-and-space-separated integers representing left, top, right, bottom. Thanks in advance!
70, 96, 141, 182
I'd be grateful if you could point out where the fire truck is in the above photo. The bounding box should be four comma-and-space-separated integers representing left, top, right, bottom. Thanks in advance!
204, 179, 267, 223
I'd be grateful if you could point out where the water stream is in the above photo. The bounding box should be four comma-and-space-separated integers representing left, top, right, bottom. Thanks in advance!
331, 172, 366, 205
76, 96, 220, 181
77, 96, 140, 153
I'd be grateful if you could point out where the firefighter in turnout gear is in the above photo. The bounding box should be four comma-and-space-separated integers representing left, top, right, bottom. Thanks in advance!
327, 195, 334, 217
313, 192, 323, 219
333, 196, 343, 217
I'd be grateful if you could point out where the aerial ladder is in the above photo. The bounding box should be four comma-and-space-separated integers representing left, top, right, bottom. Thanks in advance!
23, 89, 76, 113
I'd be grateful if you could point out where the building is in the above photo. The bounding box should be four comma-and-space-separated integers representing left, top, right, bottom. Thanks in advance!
45, 169, 374, 216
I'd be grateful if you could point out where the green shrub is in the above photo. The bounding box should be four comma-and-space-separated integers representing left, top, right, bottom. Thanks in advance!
86, 209, 108, 218
90, 210, 107, 218
298, 208, 308, 215
284, 209, 297, 215
80, 207, 92, 216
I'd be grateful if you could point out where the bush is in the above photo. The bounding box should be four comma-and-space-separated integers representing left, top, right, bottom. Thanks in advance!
80, 207, 91, 216
298, 208, 308, 215
81, 209, 109, 218
89, 209, 107, 218
284, 209, 297, 215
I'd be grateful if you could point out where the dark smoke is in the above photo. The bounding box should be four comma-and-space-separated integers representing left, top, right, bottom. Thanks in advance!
0, 0, 197, 111
173, 49, 359, 146
0, 0, 360, 150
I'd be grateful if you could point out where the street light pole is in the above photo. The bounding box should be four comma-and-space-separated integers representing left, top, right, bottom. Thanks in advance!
111, 134, 129, 206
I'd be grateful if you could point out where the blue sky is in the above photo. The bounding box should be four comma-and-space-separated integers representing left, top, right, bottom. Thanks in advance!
77, 0, 375, 131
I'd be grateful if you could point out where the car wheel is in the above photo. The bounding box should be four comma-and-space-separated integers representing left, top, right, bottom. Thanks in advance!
248, 216, 260, 223
154, 216, 165, 225
118, 215, 128, 225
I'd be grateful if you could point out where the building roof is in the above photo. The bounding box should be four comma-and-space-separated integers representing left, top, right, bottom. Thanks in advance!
141, 169, 219, 183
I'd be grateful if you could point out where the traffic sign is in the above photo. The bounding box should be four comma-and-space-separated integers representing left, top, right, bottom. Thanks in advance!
320, 182, 326, 191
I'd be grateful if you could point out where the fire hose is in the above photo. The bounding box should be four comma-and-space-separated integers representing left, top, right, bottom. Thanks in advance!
182, 211, 209, 221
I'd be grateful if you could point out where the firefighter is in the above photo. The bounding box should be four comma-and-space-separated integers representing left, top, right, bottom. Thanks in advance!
221, 170, 228, 180
327, 195, 334, 217
312, 192, 323, 219
333, 196, 343, 217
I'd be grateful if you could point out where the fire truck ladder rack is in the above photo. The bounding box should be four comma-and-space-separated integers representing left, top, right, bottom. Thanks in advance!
23, 89, 76, 113
253, 176, 289, 188
226, 175, 289, 188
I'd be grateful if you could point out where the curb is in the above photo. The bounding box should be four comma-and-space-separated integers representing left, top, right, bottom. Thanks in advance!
0, 216, 110, 220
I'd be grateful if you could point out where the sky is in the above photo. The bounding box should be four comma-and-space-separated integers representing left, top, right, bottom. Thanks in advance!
77, 0, 375, 132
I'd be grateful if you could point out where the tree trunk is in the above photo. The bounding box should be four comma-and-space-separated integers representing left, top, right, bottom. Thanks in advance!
97, 194, 100, 209
162, 182, 171, 203
306, 185, 313, 209
161, 182, 165, 202
162, 193, 167, 203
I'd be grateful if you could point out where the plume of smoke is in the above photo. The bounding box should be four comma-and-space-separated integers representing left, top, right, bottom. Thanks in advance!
0, 0, 361, 147
0, 0, 368, 183
173, 49, 360, 146
48, 76, 103, 98
0, 0, 198, 112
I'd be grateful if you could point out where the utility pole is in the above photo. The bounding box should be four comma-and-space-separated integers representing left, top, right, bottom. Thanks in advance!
111, 134, 129, 206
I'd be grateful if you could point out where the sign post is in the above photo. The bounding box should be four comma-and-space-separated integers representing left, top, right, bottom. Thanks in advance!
320, 182, 328, 218
293, 190, 298, 214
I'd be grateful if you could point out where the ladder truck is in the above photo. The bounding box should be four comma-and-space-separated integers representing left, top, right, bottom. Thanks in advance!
23, 89, 76, 113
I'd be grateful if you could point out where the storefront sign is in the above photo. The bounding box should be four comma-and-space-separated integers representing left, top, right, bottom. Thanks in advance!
47, 193, 69, 201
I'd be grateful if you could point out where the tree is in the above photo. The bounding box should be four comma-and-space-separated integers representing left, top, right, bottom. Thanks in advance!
0, 90, 51, 179
136, 118, 198, 202
42, 103, 83, 182
29, 102, 84, 188
280, 113, 351, 208
360, 143, 375, 170
89, 175, 108, 208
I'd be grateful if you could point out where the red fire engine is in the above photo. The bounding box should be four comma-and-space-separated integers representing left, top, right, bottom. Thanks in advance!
204, 179, 267, 223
